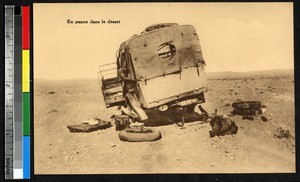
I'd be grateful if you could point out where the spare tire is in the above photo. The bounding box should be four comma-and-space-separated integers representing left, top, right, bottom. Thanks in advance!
232, 101, 261, 109
118, 128, 161, 142
232, 108, 262, 116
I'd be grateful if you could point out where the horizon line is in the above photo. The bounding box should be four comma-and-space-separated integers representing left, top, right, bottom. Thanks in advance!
34, 68, 294, 81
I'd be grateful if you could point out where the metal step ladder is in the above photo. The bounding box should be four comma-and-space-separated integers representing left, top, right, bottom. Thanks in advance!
98, 62, 125, 108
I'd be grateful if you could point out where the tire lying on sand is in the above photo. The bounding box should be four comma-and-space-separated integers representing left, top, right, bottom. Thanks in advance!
232, 101, 261, 109
118, 128, 161, 142
231, 108, 262, 116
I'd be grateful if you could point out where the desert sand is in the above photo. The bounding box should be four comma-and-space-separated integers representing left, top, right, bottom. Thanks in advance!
34, 71, 295, 174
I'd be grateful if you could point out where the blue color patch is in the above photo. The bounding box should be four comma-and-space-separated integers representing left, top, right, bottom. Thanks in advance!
23, 136, 30, 179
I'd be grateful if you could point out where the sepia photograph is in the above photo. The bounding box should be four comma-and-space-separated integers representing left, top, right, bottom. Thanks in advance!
33, 3, 294, 174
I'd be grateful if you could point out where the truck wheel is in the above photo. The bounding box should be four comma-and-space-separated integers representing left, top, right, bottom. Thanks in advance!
118, 128, 161, 142
232, 101, 261, 109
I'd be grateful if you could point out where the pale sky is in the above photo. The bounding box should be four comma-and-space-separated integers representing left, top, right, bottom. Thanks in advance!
34, 3, 293, 79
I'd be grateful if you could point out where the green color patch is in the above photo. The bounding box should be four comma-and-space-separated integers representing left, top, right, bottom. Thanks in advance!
23, 93, 30, 136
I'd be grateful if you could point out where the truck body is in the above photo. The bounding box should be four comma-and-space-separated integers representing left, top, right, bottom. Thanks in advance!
99, 23, 207, 121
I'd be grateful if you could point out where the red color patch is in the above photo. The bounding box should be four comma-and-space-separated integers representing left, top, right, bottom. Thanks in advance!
22, 6, 30, 49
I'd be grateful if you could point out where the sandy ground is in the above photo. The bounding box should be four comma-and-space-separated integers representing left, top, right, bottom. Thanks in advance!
34, 73, 295, 174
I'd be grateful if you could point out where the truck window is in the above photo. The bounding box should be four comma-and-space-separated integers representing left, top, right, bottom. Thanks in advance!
157, 42, 176, 59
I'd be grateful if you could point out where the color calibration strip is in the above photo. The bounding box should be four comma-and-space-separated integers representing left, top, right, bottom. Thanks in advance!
5, 5, 15, 179
5, 5, 31, 179
22, 6, 31, 179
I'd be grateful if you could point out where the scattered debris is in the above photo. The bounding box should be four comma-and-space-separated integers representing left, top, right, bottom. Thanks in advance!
131, 122, 145, 129
261, 116, 268, 122
198, 105, 209, 122
274, 127, 293, 139
120, 106, 139, 118
48, 108, 58, 113
209, 115, 238, 138
82, 118, 99, 125
113, 115, 130, 131
224, 103, 231, 107
242, 116, 254, 120
67, 118, 112, 133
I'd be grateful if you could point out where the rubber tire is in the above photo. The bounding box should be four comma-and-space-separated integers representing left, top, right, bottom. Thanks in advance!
118, 128, 161, 142
232, 101, 261, 109
232, 108, 262, 116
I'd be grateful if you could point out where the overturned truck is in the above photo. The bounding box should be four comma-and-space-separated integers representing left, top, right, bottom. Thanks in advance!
99, 23, 207, 125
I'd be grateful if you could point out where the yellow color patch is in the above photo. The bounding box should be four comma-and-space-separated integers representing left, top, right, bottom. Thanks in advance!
22, 50, 30, 92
